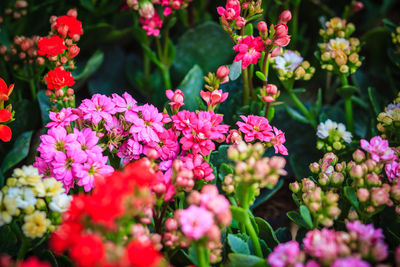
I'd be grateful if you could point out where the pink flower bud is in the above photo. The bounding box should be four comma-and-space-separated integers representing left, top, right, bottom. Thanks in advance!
67, 8, 78, 18
309, 162, 320, 173
72, 34, 80, 42
270, 46, 282, 57
166, 89, 185, 112
289, 182, 300, 193
60, 56, 68, 64
165, 218, 178, 231
357, 188, 369, 202
18, 52, 26, 59
172, 159, 183, 171
274, 23, 288, 39
279, 10, 292, 23
57, 24, 69, 38
36, 57, 45, 65
352, 1, 364, 12
20, 39, 31, 51
352, 149, 365, 163
45, 90, 52, 97
201, 184, 219, 195
187, 191, 201, 205
371, 188, 389, 206
15, 1, 28, 9
235, 17, 246, 28
139, 2, 155, 19
263, 96, 275, 103
216, 65, 230, 82
172, 1, 181, 9
366, 173, 381, 186
207, 225, 221, 241
350, 165, 364, 179
68, 44, 80, 59
257, 21, 268, 35
147, 149, 158, 159
265, 84, 278, 94
0, 45, 7, 54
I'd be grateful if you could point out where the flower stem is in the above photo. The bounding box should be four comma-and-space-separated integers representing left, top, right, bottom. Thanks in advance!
288, 90, 316, 129
195, 243, 209, 267
340, 74, 354, 133
242, 67, 250, 105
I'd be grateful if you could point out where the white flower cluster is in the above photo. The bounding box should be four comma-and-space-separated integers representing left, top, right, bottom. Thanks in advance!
317, 119, 352, 151
0, 165, 72, 238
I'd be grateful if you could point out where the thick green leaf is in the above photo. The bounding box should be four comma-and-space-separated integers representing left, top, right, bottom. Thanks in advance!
230, 206, 247, 225
173, 22, 233, 80
275, 227, 292, 243
228, 234, 250, 254
245, 23, 254, 36
344, 186, 359, 210
315, 88, 322, 115
300, 205, 313, 229
210, 145, 230, 171
1, 131, 33, 173
287, 210, 308, 229
229, 61, 242, 81
37, 90, 52, 126
284, 105, 309, 124
0, 225, 18, 255
267, 106, 275, 122
74, 50, 104, 81
37, 250, 58, 267
368, 87, 381, 115
336, 85, 357, 99
251, 179, 283, 209
226, 253, 263, 267
254, 217, 279, 249
177, 65, 204, 111
292, 88, 306, 93
255, 71, 266, 82
219, 163, 234, 181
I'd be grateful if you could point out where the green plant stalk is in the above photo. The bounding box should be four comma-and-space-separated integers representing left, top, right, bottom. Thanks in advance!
195, 243, 209, 267
262, 52, 271, 118
340, 74, 354, 133
155, 38, 172, 89
242, 67, 250, 105
291, 2, 300, 46
28, 65, 36, 100
287, 85, 316, 129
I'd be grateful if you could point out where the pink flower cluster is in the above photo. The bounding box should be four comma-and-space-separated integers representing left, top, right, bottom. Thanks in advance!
268, 220, 388, 267
217, 0, 245, 28
234, 115, 288, 155
233, 36, 265, 69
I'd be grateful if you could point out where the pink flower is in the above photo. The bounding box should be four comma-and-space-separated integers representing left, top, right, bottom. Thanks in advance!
360, 136, 397, 162
183, 154, 215, 181
217, 0, 241, 21
200, 185, 230, 214
216, 65, 230, 84
117, 138, 143, 164
233, 36, 265, 69
198, 111, 229, 142
179, 205, 214, 240
112, 92, 137, 113
200, 90, 229, 109
140, 13, 163, 36
37, 127, 78, 162
273, 23, 291, 47
279, 10, 292, 24
226, 129, 243, 144
237, 115, 273, 142
303, 228, 338, 261
46, 107, 79, 128
331, 257, 369, 267
385, 160, 400, 182
52, 149, 86, 191
166, 89, 185, 113
180, 126, 215, 156
33, 157, 53, 178
126, 104, 165, 143
271, 127, 288, 155
79, 94, 116, 124
268, 241, 301, 267
346, 220, 384, 244
172, 110, 198, 132
73, 128, 102, 160
149, 129, 179, 161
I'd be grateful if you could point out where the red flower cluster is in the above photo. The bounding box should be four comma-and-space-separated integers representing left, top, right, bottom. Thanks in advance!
50, 159, 164, 267
0, 256, 51, 267
45, 66, 75, 90
54, 15, 83, 38
0, 78, 14, 142
37, 35, 67, 57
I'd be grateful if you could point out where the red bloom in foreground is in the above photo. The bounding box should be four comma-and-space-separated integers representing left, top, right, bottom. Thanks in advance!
69, 234, 105, 267
45, 67, 75, 90
0, 78, 14, 101
37, 35, 67, 57
0, 109, 12, 142
126, 240, 162, 267
17, 257, 51, 267
55, 15, 83, 37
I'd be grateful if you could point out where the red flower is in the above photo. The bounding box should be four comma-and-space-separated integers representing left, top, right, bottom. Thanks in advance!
125, 240, 162, 267
37, 35, 67, 57
122, 158, 157, 187
17, 257, 51, 267
45, 67, 75, 90
69, 234, 105, 267
0, 109, 12, 142
0, 78, 14, 101
55, 16, 83, 38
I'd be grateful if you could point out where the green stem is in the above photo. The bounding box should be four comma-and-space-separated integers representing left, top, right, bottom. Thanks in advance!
242, 67, 250, 105
289, 90, 316, 129
27, 66, 36, 100
340, 74, 354, 133
161, 66, 172, 89
291, 2, 300, 46
195, 243, 209, 267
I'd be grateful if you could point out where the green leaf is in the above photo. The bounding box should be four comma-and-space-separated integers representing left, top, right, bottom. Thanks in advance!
368, 87, 381, 115
254, 217, 279, 249
177, 65, 204, 111
228, 234, 250, 254
251, 179, 283, 209
0, 225, 18, 255
37, 90, 52, 126
275, 227, 292, 243
74, 50, 104, 81
251, 259, 268, 267
210, 145, 230, 173
187, 245, 198, 266
284, 105, 308, 124
244, 23, 254, 36
267, 107, 275, 122
255, 71, 266, 82
0, 171, 4, 188
173, 22, 234, 80
287, 210, 308, 229
230, 206, 247, 225
315, 88, 322, 115
80, 0, 95, 11
336, 85, 357, 99
1, 131, 33, 173
219, 163, 234, 181
292, 88, 306, 93
226, 253, 263, 267
344, 186, 359, 210
300, 205, 313, 229
37, 250, 58, 267
229, 61, 242, 81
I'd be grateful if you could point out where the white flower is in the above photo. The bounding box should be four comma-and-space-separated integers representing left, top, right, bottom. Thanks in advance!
7, 187, 37, 209
49, 194, 72, 213
275, 50, 303, 72
327, 38, 350, 51
317, 119, 337, 139
337, 123, 352, 143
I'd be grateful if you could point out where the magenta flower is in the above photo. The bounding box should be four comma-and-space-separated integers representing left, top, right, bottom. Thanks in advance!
112, 92, 137, 113
33, 157, 53, 178
79, 94, 116, 124
198, 111, 229, 142
303, 228, 338, 261
166, 89, 185, 113
46, 107, 78, 128
217, 0, 241, 21
237, 115, 274, 142
183, 154, 215, 181
52, 149, 86, 191
179, 205, 214, 240
117, 137, 143, 164
140, 13, 162, 36
149, 129, 179, 161
172, 110, 198, 132
360, 136, 397, 162
385, 160, 400, 182
271, 127, 288, 155
331, 257, 369, 267
73, 128, 102, 160
180, 125, 215, 156
38, 127, 78, 162
233, 36, 265, 69
126, 104, 165, 143
268, 241, 301, 267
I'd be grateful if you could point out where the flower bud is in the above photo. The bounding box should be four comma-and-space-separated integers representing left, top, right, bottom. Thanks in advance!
326, 192, 339, 204
331, 172, 344, 185
348, 209, 358, 221
257, 21, 268, 35
371, 188, 389, 206
357, 188, 369, 202
279, 10, 292, 24
67, 8, 78, 18
67, 44, 80, 59
309, 162, 320, 173
289, 181, 300, 193
265, 84, 278, 95
350, 165, 364, 179
366, 173, 381, 186
216, 65, 229, 82
165, 218, 178, 231
235, 17, 246, 28
352, 2, 364, 13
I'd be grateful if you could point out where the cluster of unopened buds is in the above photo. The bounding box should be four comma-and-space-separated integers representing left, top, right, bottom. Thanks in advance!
223, 142, 287, 201
0, 166, 71, 239
3, 0, 28, 20
268, 220, 388, 267
291, 155, 341, 227
0, 78, 14, 142
38, 9, 83, 109
258, 83, 280, 104
272, 50, 315, 81
126, 0, 191, 37
163, 185, 231, 263
392, 25, 400, 51
0, 35, 44, 68
201, 65, 230, 111
318, 17, 362, 75
377, 94, 400, 140
217, 0, 263, 32
316, 119, 353, 151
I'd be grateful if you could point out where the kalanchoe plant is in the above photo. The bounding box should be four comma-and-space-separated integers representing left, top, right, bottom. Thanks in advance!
0, 78, 15, 142
316, 119, 353, 151
377, 93, 400, 143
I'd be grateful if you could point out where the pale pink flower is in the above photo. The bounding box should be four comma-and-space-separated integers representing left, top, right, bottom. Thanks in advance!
183, 153, 215, 181
112, 92, 137, 113
166, 89, 185, 113
360, 136, 397, 162
303, 228, 338, 261
233, 36, 265, 69
79, 94, 116, 124
271, 127, 288, 155
237, 115, 273, 142
179, 205, 214, 240
200, 90, 228, 109
268, 241, 301, 267
46, 107, 78, 128
331, 257, 369, 267
385, 160, 400, 182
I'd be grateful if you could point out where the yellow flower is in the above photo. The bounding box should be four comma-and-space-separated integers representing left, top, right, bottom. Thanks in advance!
35, 178, 64, 197
22, 211, 51, 238
3, 195, 19, 216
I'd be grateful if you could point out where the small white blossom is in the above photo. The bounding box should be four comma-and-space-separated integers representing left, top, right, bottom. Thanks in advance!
327, 38, 350, 51
7, 187, 37, 209
49, 194, 72, 213
275, 50, 303, 72
317, 119, 352, 144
